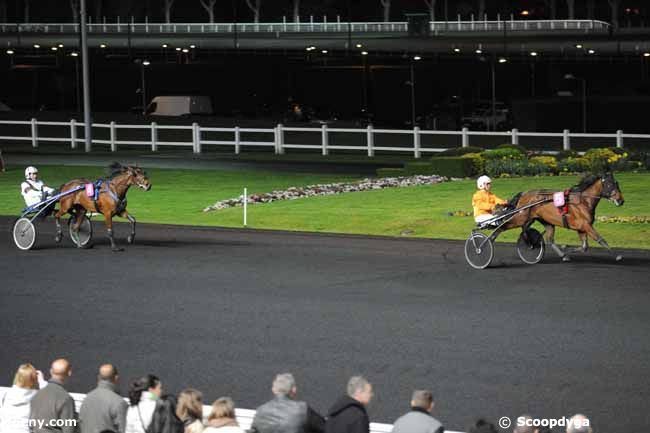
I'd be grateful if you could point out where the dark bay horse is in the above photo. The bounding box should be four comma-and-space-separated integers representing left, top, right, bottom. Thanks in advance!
497, 173, 625, 261
54, 163, 151, 251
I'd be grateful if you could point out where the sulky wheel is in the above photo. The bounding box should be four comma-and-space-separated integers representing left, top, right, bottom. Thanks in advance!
516, 228, 545, 265
13, 218, 36, 250
68, 214, 93, 248
464, 232, 494, 270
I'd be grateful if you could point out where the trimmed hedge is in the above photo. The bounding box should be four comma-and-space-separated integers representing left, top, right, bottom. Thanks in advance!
429, 157, 475, 178
376, 168, 407, 178
404, 162, 438, 175
435, 146, 484, 156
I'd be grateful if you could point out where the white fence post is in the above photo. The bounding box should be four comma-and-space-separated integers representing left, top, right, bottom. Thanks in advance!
511, 128, 519, 145
110, 121, 117, 152
413, 126, 421, 158
193, 123, 201, 153
321, 124, 329, 156
563, 129, 570, 151
461, 127, 469, 147
616, 130, 624, 148
151, 122, 158, 151
276, 124, 284, 155
70, 119, 77, 149
31, 118, 38, 148
235, 127, 241, 154
367, 125, 374, 157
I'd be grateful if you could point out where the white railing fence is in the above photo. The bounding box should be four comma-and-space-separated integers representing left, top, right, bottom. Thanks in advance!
0, 386, 464, 433
0, 19, 610, 35
0, 118, 640, 157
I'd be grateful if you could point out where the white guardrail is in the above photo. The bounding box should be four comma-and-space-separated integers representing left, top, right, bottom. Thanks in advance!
0, 19, 610, 35
0, 118, 638, 156
0, 386, 464, 433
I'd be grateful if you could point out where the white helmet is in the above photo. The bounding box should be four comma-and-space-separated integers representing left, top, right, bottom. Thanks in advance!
477, 175, 492, 190
24, 166, 38, 179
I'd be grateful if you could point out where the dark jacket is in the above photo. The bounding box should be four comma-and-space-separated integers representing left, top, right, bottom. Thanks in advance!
79, 380, 128, 433
249, 395, 324, 433
29, 380, 76, 433
324, 396, 368, 433
146, 396, 183, 433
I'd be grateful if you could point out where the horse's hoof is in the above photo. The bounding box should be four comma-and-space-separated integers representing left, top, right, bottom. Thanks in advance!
615, 255, 623, 261
562, 255, 571, 262
111, 247, 124, 252
127, 235, 135, 244
55, 234, 62, 243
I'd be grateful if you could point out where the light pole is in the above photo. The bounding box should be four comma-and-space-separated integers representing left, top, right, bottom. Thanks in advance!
564, 74, 587, 133
80, 0, 92, 152
137, 59, 150, 113
409, 60, 416, 127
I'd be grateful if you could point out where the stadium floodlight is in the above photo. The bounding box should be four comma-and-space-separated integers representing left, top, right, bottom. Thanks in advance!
143, 60, 151, 66
33, 44, 40, 48
175, 47, 182, 51
575, 44, 583, 49
413, 55, 421, 60
644, 53, 650, 57
58, 44, 64, 48
51, 47, 58, 51
182, 48, 189, 53
361, 51, 368, 56
530, 51, 538, 56
588, 49, 595, 54
321, 50, 328, 54
70, 52, 79, 57
498, 57, 508, 63
162, 44, 168, 48
99, 44, 107, 48
190, 45, 196, 49
356, 44, 363, 48
453, 48, 461, 53
475, 49, 482, 54
6, 49, 14, 54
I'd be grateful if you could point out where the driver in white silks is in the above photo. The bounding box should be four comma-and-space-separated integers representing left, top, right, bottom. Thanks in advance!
472, 175, 508, 225
21, 166, 56, 207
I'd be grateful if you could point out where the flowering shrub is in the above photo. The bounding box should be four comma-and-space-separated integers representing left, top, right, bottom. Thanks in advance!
583, 148, 628, 172
482, 147, 525, 161
558, 157, 590, 173
485, 158, 550, 177
530, 155, 558, 173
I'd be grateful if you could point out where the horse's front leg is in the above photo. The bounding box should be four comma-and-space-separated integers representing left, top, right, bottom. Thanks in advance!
583, 224, 622, 261
566, 232, 588, 254
121, 210, 136, 244
104, 213, 123, 252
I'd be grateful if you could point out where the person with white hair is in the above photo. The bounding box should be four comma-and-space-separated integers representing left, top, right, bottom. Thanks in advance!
249, 373, 324, 433
472, 175, 508, 225
21, 166, 55, 207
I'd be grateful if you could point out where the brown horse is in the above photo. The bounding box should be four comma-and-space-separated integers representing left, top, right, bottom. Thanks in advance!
54, 163, 152, 251
497, 172, 625, 261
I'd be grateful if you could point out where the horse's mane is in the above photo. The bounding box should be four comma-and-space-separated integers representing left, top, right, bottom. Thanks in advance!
570, 174, 599, 192
106, 162, 128, 179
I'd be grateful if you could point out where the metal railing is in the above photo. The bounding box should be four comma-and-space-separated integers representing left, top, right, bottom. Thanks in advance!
0, 118, 639, 156
0, 19, 609, 35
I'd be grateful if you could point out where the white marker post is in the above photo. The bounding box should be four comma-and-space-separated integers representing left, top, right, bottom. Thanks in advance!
243, 188, 248, 227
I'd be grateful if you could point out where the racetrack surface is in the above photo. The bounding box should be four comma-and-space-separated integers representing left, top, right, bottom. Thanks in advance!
2, 216, 649, 432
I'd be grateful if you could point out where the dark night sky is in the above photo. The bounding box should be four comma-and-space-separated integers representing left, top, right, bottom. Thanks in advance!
1, 0, 647, 24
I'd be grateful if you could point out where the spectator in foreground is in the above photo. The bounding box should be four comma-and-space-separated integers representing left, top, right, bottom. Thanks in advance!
324, 376, 373, 433
467, 418, 498, 433
391, 390, 443, 433
0, 363, 47, 433
125, 375, 162, 433
203, 397, 245, 433
79, 364, 128, 433
567, 414, 592, 433
249, 373, 324, 433
29, 358, 76, 433
176, 389, 204, 433
148, 394, 183, 433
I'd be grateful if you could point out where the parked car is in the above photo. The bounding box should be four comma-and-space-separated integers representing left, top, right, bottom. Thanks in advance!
461, 103, 511, 131
145, 96, 213, 116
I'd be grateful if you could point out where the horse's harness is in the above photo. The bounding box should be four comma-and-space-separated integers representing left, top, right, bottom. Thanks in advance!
538, 178, 613, 228
92, 178, 127, 215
